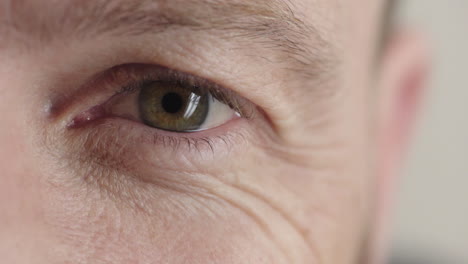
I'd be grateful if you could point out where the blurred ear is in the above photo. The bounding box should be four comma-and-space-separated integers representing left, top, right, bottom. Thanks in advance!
378, 31, 429, 171
372, 31, 430, 263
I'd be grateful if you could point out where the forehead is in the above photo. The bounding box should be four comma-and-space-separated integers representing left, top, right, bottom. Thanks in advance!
0, 0, 382, 41
0, 0, 385, 82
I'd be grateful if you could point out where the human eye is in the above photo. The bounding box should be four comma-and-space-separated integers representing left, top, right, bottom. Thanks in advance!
136, 80, 237, 133
60, 63, 259, 174
70, 64, 251, 134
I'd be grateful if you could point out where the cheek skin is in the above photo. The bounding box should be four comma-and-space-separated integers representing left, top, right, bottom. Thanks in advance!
40, 181, 283, 264
0, 96, 369, 264
0, 75, 53, 262
37, 135, 302, 264
38, 114, 369, 264
233, 130, 371, 264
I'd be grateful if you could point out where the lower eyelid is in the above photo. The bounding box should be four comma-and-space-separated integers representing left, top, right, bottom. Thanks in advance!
58, 104, 276, 188
71, 121, 249, 180
67, 115, 249, 169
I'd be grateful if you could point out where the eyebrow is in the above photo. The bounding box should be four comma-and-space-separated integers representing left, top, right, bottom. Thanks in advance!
1, 0, 336, 78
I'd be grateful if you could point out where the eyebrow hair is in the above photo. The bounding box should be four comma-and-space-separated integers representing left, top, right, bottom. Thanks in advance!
1, 0, 337, 78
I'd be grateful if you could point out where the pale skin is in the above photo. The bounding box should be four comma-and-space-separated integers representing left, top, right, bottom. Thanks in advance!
0, 0, 429, 263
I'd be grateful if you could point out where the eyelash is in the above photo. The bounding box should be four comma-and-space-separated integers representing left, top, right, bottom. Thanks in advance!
102, 64, 255, 119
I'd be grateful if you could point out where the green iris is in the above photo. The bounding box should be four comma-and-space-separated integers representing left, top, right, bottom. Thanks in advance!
138, 81, 210, 132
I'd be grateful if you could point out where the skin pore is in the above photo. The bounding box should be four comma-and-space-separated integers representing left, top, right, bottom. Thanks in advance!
0, 0, 427, 263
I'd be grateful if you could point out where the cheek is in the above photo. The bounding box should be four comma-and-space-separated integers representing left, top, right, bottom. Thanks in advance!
0, 119, 52, 262
40, 172, 282, 264
232, 123, 373, 264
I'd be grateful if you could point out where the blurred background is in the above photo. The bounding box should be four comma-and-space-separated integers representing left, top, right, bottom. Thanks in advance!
390, 0, 468, 262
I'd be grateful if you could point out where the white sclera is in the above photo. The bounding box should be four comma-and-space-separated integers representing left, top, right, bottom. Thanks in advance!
195, 95, 238, 131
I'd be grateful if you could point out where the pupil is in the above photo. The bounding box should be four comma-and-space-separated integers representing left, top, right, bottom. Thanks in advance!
161, 93, 184, 114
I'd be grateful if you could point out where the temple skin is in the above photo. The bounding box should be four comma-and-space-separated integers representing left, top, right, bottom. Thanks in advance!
0, 0, 428, 263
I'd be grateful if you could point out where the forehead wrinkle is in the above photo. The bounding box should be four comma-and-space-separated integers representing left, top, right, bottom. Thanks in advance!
0, 0, 290, 38
0, 0, 337, 81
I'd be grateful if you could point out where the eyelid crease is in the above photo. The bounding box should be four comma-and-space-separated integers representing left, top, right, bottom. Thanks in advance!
104, 63, 257, 120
